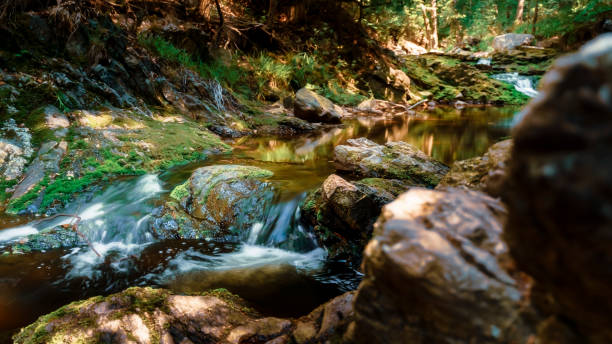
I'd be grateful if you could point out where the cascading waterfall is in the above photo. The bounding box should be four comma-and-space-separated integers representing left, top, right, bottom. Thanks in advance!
0, 173, 326, 281
155, 193, 326, 282
0, 174, 164, 248
491, 72, 539, 98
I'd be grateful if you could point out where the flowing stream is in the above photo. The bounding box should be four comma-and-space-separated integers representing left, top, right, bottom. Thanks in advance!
491, 73, 539, 98
0, 105, 519, 338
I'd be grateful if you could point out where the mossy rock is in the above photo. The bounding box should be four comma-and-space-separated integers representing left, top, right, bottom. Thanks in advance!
334, 138, 449, 188
188, 165, 274, 240
300, 174, 414, 265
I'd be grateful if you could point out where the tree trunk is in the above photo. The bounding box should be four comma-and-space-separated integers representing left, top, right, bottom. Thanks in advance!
515, 0, 525, 25
267, 0, 277, 24
431, 0, 438, 49
532, 0, 538, 35
214, 0, 223, 27
420, 3, 432, 49
212, 0, 223, 46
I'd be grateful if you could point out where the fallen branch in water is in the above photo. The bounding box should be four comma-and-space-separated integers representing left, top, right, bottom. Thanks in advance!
407, 99, 428, 110
33, 213, 102, 258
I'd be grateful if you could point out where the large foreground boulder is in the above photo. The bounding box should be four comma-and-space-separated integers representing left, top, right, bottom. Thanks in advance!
503, 34, 612, 342
492, 33, 535, 52
351, 187, 536, 343
14, 287, 355, 344
438, 139, 512, 196
294, 88, 344, 124
301, 174, 413, 264
334, 138, 449, 187
151, 165, 275, 241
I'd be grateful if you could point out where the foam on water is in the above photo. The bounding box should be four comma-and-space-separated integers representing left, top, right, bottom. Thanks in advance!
0, 174, 164, 246
0, 225, 38, 242
62, 241, 148, 279
157, 244, 326, 281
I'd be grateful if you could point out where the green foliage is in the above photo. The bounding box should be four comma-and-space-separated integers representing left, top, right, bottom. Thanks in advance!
362, 0, 611, 50
248, 53, 293, 97
6, 176, 49, 214
56, 92, 71, 113
317, 81, 366, 106
290, 52, 319, 87
0, 179, 17, 203
139, 35, 245, 90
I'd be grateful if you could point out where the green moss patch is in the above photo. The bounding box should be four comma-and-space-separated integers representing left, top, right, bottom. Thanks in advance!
118, 117, 231, 170
402, 54, 530, 105
170, 181, 190, 201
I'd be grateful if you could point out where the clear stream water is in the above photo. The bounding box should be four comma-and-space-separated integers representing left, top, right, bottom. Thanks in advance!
0, 105, 520, 339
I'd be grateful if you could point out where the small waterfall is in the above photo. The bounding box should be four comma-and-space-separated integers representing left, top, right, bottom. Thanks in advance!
477, 58, 492, 66
491, 73, 539, 97
247, 193, 318, 252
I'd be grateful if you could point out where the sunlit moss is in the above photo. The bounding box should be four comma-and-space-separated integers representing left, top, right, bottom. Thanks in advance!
170, 181, 190, 201
119, 117, 232, 170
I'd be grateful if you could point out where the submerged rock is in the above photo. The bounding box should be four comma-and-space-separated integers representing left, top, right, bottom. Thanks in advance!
4, 227, 83, 254
14, 287, 355, 344
492, 33, 535, 52
503, 34, 612, 342
438, 139, 512, 196
351, 187, 535, 343
254, 115, 318, 137
301, 174, 413, 264
294, 88, 344, 124
152, 165, 275, 241
334, 138, 449, 187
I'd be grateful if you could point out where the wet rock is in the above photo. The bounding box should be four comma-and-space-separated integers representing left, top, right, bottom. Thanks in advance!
10, 141, 67, 202
149, 202, 199, 240
154, 165, 275, 241
209, 124, 250, 138
603, 19, 612, 32
5, 227, 83, 254
334, 138, 449, 187
294, 88, 344, 124
14, 287, 355, 344
301, 174, 413, 264
293, 290, 355, 343
492, 33, 535, 52
0, 119, 33, 181
276, 116, 317, 133
366, 66, 414, 103
355, 99, 409, 115
352, 187, 536, 344
437, 139, 512, 197
492, 46, 558, 75
256, 115, 318, 136
503, 34, 612, 342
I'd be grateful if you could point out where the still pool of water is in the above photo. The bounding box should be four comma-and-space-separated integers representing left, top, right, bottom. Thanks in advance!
0, 105, 519, 341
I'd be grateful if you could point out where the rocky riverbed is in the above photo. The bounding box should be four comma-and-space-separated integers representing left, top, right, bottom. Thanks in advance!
1, 0, 610, 342
6, 33, 611, 344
